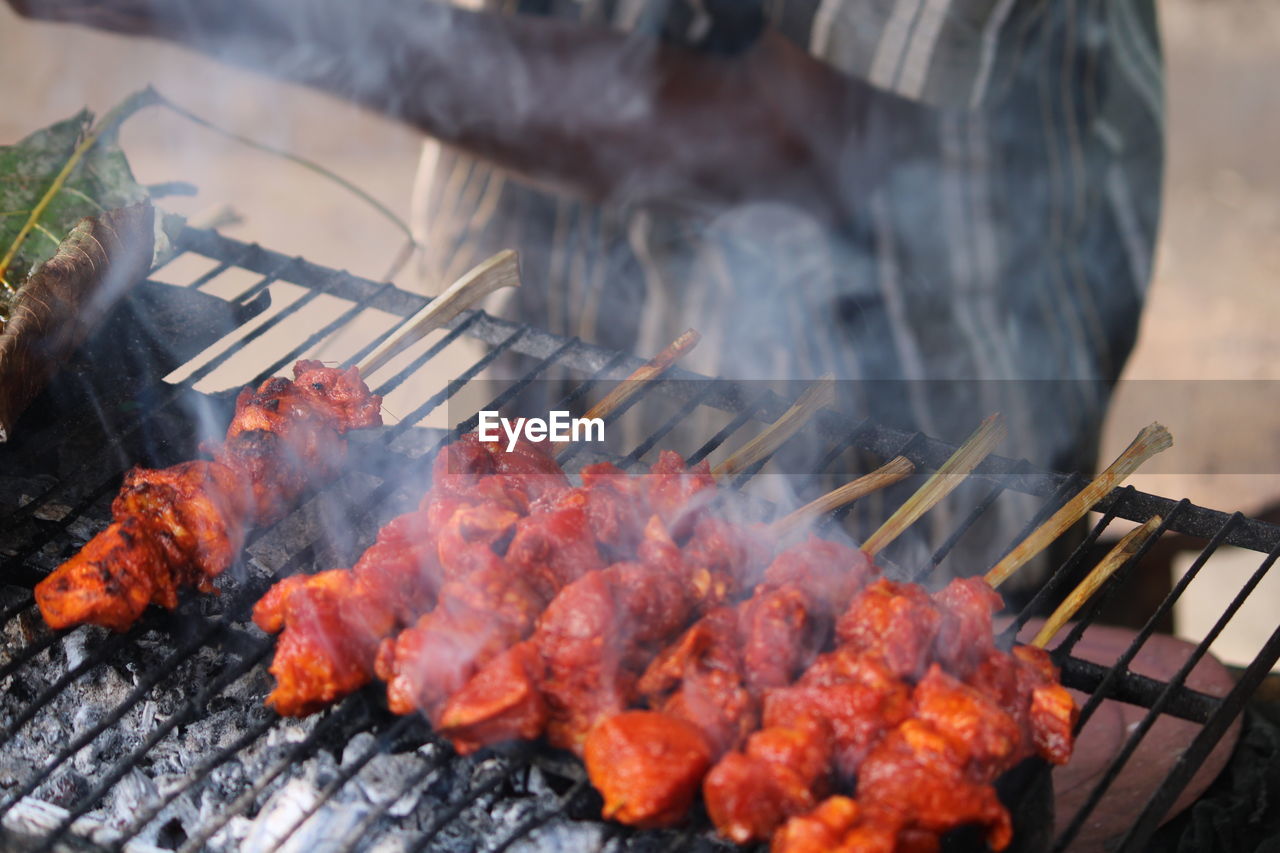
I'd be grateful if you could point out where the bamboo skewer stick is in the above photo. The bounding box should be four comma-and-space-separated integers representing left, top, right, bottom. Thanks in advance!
1030, 516, 1164, 648
356, 250, 522, 376
985, 423, 1172, 589
550, 329, 701, 455
712, 377, 837, 481
769, 455, 916, 536
861, 414, 1007, 558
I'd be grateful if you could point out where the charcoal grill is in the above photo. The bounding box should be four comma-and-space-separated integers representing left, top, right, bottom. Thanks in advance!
2, 227, 1279, 853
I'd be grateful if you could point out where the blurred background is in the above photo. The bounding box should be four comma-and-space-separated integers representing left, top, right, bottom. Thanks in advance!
3, 0, 1279, 664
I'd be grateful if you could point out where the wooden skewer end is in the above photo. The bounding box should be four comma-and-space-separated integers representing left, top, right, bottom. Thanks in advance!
1030, 515, 1163, 648
862, 413, 1006, 557
985, 422, 1173, 589
356, 250, 522, 377
770, 455, 915, 536
550, 329, 702, 455
712, 376, 837, 481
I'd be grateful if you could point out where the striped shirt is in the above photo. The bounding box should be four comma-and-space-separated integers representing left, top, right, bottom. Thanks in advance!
411, 0, 1164, 584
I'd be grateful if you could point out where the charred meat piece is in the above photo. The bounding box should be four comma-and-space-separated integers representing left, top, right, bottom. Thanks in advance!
36, 361, 380, 632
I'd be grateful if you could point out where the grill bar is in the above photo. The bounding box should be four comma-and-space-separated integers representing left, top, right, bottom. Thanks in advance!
1054, 658, 1222, 723
451, 337, 583, 437
1056, 508, 1182, 658
0, 626, 60, 686
686, 391, 769, 466
999, 478, 1113, 644
103, 715, 282, 852
555, 372, 687, 468
489, 779, 590, 853
174, 699, 371, 853
330, 751, 445, 853
330, 747, 445, 850
1118, 617, 1280, 852
0, 631, 132, 746
357, 312, 483, 396
620, 381, 718, 468
828, 430, 923, 529
2, 227, 1277, 852
1075, 512, 1244, 731
0, 617, 229, 823
31, 641, 275, 853
260, 715, 420, 853
171, 231, 1280, 551
910, 466, 1025, 581
406, 766, 516, 853
1056, 542, 1280, 850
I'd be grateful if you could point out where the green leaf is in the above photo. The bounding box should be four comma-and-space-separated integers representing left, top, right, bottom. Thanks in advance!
0, 90, 186, 314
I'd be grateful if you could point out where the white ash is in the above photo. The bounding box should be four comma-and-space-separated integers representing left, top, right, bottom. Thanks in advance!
0, 485, 744, 853
239, 778, 369, 853
2, 794, 169, 853
508, 821, 608, 853
0, 641, 744, 853
61, 629, 91, 672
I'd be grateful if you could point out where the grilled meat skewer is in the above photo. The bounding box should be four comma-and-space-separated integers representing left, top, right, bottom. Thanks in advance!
35, 361, 381, 632
701, 577, 1075, 845
253, 330, 704, 716
379, 452, 721, 732
252, 432, 561, 715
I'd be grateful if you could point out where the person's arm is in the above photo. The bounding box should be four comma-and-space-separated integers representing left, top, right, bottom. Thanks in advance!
8, 0, 925, 224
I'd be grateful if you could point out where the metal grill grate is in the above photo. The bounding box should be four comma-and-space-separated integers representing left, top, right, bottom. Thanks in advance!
1, 227, 1278, 852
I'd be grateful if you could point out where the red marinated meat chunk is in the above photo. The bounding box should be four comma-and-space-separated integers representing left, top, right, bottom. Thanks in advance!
646, 450, 717, 539
682, 516, 773, 603
504, 488, 606, 600
435, 640, 548, 754
766, 650, 911, 778
856, 719, 1013, 851
931, 576, 1005, 677
703, 719, 831, 843
585, 711, 714, 828
836, 579, 944, 681
378, 551, 543, 718
738, 587, 813, 695
762, 537, 874, 621
580, 461, 653, 558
